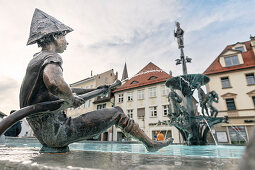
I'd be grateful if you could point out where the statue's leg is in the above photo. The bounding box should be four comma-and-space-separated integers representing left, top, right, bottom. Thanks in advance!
113, 107, 172, 151
201, 107, 205, 117
64, 106, 172, 152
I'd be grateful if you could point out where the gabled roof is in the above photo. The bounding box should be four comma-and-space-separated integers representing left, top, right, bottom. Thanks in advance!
204, 40, 255, 75
114, 62, 171, 92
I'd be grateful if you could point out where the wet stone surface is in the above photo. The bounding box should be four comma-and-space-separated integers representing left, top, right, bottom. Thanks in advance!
0, 145, 240, 170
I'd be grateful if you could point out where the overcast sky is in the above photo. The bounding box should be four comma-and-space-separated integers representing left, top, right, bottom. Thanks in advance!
0, 0, 255, 114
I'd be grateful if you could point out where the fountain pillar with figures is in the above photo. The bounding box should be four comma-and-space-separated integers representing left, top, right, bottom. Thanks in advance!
165, 22, 228, 145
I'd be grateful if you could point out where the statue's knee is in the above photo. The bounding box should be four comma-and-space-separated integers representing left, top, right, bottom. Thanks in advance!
114, 106, 124, 113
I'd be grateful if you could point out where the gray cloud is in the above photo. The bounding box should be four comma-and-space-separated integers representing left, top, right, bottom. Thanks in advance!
0, 76, 20, 114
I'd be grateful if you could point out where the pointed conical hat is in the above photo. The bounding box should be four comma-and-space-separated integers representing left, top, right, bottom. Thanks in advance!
27, 8, 73, 45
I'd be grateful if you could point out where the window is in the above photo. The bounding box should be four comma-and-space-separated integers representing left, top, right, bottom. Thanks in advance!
163, 105, 169, 116
221, 77, 231, 88
235, 46, 245, 52
246, 73, 255, 85
90, 85, 93, 88
97, 103, 106, 110
127, 109, 133, 119
131, 81, 139, 84
149, 87, 156, 98
150, 106, 157, 117
118, 94, 124, 103
161, 85, 169, 96
137, 90, 145, 100
226, 98, 236, 111
88, 100, 91, 108
127, 92, 133, 101
149, 76, 157, 80
228, 126, 247, 144
252, 96, 255, 106
224, 55, 239, 67
105, 77, 108, 84
137, 108, 145, 118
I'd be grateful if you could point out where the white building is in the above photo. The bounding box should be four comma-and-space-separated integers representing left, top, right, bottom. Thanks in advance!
204, 37, 255, 144
113, 62, 181, 143
66, 69, 118, 118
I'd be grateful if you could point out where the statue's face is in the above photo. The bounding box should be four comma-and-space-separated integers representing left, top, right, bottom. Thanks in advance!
55, 35, 68, 53
176, 22, 180, 28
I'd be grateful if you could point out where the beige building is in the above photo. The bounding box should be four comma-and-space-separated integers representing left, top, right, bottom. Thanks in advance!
66, 69, 117, 118
204, 37, 255, 144
113, 62, 181, 143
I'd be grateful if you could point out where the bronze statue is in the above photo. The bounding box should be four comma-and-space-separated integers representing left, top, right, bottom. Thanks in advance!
17, 9, 172, 153
197, 84, 219, 117
174, 22, 184, 49
168, 88, 183, 118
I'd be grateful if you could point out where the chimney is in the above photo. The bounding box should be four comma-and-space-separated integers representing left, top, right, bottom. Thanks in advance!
250, 35, 255, 47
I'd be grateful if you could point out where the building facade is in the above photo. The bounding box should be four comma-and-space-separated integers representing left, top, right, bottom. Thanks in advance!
204, 38, 255, 144
66, 69, 117, 141
113, 62, 181, 143
66, 69, 117, 117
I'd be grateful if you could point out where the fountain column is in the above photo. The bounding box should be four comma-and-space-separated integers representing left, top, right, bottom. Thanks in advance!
174, 22, 194, 117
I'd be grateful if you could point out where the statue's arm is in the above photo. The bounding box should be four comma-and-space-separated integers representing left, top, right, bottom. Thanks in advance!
43, 63, 84, 107
71, 84, 110, 95
71, 88, 96, 95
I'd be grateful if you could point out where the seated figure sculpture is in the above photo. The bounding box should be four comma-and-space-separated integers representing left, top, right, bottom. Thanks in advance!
20, 9, 171, 153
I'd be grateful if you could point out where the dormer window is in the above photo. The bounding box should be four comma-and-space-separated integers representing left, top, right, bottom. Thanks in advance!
235, 46, 245, 52
148, 76, 157, 80
131, 81, 139, 84
224, 55, 239, 67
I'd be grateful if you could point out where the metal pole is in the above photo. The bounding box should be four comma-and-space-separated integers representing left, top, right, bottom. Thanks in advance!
180, 48, 187, 75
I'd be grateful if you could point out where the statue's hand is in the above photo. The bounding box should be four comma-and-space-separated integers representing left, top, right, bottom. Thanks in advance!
96, 85, 109, 94
70, 95, 85, 108
97, 85, 109, 90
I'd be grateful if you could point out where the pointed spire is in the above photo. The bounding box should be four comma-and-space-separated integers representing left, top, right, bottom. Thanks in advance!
121, 62, 128, 81
27, 8, 73, 45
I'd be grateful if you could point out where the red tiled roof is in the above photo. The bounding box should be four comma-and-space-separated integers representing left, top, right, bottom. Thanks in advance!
204, 41, 255, 75
114, 62, 171, 92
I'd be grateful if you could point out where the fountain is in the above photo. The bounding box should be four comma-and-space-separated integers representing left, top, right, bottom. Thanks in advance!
166, 22, 228, 145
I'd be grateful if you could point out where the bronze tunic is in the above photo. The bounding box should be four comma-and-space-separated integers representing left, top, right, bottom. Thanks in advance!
20, 51, 62, 108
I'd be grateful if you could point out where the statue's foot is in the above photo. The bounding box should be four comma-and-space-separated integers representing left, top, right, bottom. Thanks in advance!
146, 138, 173, 152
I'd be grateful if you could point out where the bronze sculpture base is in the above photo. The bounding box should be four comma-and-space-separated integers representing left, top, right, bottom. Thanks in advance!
40, 145, 70, 153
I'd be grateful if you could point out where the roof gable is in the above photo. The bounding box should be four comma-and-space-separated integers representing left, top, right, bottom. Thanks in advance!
204, 40, 255, 75
221, 49, 240, 56
114, 62, 171, 92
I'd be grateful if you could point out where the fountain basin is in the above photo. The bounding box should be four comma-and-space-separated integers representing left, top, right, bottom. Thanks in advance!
166, 74, 210, 96
0, 137, 243, 170
4, 137, 244, 159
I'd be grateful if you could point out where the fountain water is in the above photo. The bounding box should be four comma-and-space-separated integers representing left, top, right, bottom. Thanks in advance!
203, 117, 218, 145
